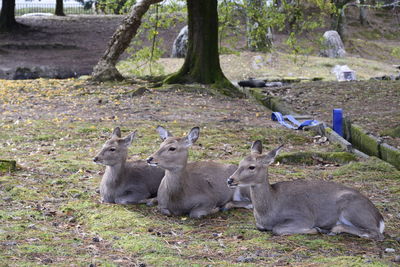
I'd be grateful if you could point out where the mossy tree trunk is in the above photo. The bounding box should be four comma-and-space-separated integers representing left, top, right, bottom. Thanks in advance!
0, 0, 21, 32
165, 0, 240, 97
55, 0, 66, 16
92, 0, 162, 82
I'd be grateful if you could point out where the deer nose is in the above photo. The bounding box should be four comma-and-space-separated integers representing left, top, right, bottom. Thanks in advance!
93, 157, 99, 162
146, 157, 153, 164
227, 178, 234, 185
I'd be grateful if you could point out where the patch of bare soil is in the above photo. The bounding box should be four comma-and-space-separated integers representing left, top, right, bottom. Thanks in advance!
0, 15, 124, 79
0, 15, 184, 79
264, 80, 400, 148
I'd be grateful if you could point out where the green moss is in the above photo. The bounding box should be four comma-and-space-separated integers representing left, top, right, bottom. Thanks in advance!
287, 235, 341, 250
77, 126, 99, 134
250, 88, 294, 116
309, 256, 387, 266
332, 157, 399, 178
380, 125, 400, 138
32, 134, 58, 141
9, 186, 40, 200
0, 160, 16, 172
350, 124, 380, 157
358, 29, 382, 40
380, 143, 400, 170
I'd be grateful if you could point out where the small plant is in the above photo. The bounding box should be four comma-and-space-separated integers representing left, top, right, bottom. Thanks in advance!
391, 47, 400, 59
122, 2, 186, 76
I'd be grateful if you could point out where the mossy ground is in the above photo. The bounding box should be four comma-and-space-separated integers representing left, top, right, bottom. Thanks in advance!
0, 79, 399, 266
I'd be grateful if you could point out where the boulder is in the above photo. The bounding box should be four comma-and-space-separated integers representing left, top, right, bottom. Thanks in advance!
332, 65, 356, 81
171, 26, 188, 58
320, 30, 346, 58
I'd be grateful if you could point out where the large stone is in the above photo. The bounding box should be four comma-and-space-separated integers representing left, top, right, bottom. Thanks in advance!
320, 30, 346, 58
171, 25, 188, 58
332, 65, 356, 81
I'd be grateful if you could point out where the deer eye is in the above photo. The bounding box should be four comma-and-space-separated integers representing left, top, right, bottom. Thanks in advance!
249, 166, 256, 170
109, 147, 116, 152
168, 147, 176, 151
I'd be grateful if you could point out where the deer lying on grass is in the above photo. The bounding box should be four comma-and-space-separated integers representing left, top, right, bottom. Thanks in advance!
146, 126, 252, 219
227, 141, 385, 240
93, 127, 164, 205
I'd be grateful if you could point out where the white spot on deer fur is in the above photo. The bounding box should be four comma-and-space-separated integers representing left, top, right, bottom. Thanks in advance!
335, 190, 353, 198
233, 188, 242, 201
379, 220, 385, 234
338, 214, 355, 227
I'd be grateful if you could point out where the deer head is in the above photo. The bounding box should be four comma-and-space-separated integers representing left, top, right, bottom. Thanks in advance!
227, 141, 283, 187
147, 126, 199, 170
93, 127, 136, 166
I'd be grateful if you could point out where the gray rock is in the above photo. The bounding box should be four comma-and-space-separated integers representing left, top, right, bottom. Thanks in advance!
332, 65, 356, 81
394, 255, 400, 262
236, 256, 255, 263
171, 26, 188, 58
320, 31, 346, 58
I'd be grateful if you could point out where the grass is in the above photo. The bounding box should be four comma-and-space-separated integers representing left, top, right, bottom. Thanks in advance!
0, 78, 399, 266
118, 51, 398, 82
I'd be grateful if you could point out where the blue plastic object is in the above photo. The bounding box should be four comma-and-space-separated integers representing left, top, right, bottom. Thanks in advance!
271, 112, 297, 129
332, 109, 343, 136
271, 112, 320, 130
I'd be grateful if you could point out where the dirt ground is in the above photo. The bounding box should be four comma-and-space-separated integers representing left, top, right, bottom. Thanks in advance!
0, 11, 400, 266
0, 15, 185, 79
0, 16, 124, 78
0, 78, 399, 266
1, 14, 399, 150
264, 80, 400, 149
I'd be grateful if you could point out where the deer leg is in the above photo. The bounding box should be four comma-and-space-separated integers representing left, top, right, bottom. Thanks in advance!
189, 207, 220, 219
272, 221, 318, 236
159, 207, 172, 216
337, 209, 384, 240
137, 197, 158, 206
221, 200, 253, 211
330, 224, 383, 240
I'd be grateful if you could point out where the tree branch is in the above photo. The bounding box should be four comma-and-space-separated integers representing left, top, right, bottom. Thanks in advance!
91, 0, 163, 82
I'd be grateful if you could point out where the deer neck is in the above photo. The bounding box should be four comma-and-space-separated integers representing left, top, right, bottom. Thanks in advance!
103, 161, 126, 187
163, 166, 188, 197
250, 176, 275, 215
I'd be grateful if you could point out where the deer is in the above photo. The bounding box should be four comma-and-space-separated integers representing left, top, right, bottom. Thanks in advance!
146, 126, 252, 219
93, 127, 165, 205
227, 140, 385, 240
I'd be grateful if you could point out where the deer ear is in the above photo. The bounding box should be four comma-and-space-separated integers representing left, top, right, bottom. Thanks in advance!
112, 127, 122, 138
183, 127, 200, 147
251, 140, 263, 154
157, 126, 173, 141
258, 144, 283, 165
121, 131, 136, 147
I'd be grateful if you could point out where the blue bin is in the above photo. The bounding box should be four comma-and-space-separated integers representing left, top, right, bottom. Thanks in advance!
333, 109, 343, 137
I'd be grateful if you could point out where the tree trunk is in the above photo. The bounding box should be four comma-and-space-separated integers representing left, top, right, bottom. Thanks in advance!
165, 0, 240, 97
359, 0, 367, 25
0, 0, 20, 32
55, 0, 66, 16
337, 7, 346, 40
91, 0, 163, 82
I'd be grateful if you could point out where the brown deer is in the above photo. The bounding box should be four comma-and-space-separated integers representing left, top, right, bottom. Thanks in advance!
146, 126, 252, 219
227, 140, 384, 240
93, 127, 164, 205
